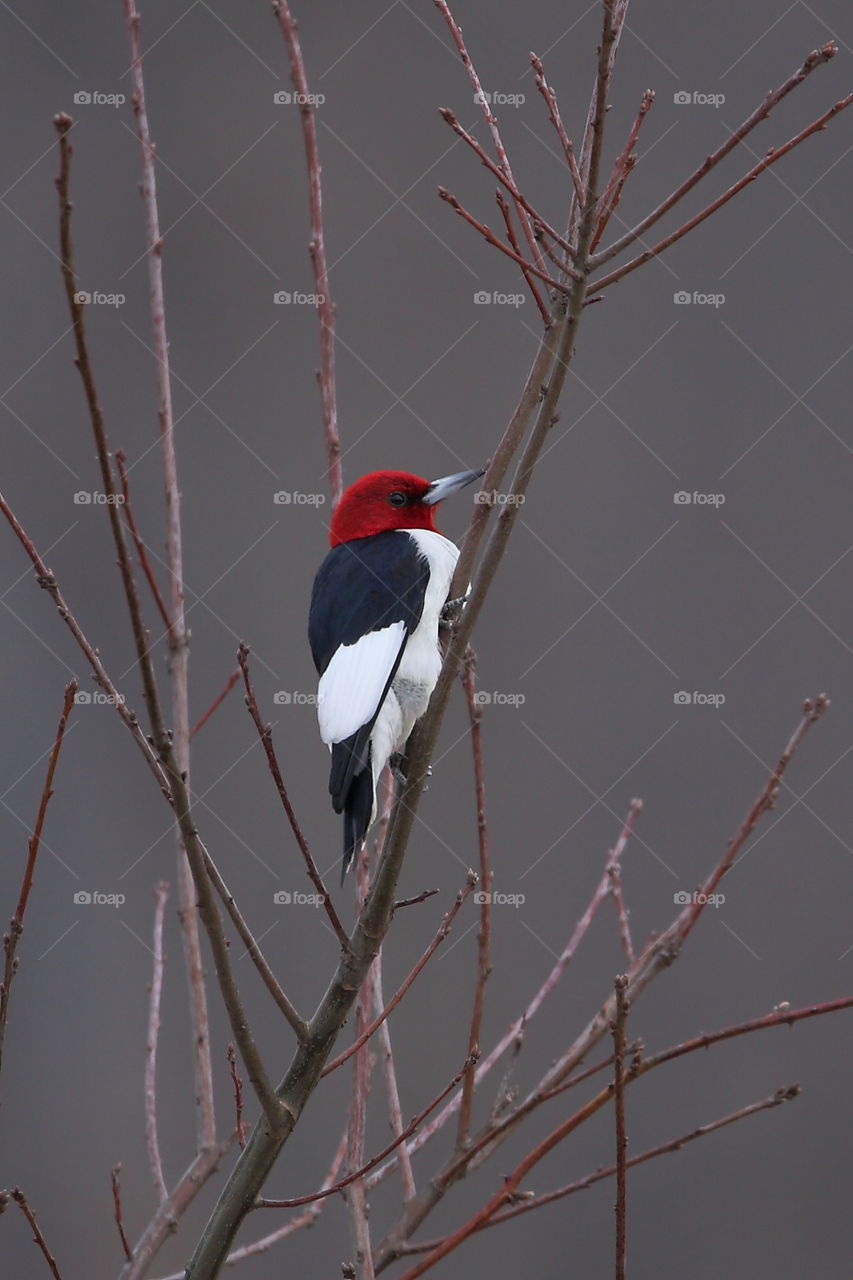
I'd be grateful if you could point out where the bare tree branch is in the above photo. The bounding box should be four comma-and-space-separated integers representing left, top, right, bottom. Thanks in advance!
272, 0, 342, 505
145, 882, 169, 1203
0, 681, 76, 1077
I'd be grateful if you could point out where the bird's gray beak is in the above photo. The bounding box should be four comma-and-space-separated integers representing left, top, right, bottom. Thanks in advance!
423, 467, 486, 506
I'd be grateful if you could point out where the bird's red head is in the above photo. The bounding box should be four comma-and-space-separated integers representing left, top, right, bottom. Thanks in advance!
329, 468, 485, 547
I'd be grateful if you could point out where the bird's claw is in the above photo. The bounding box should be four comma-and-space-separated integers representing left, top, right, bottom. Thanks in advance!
439, 595, 467, 630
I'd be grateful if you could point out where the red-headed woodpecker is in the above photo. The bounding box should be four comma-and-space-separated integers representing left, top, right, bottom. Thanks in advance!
309, 467, 484, 882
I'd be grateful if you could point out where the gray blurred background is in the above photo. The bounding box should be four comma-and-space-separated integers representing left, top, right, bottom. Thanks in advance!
1, 1, 852, 1276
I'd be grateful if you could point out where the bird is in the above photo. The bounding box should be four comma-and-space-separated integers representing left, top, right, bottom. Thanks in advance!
309, 466, 485, 882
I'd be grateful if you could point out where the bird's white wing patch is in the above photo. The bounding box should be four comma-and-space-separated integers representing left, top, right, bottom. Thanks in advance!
317, 621, 407, 745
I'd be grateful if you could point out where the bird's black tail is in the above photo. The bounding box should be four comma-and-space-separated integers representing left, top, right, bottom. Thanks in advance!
341, 762, 375, 883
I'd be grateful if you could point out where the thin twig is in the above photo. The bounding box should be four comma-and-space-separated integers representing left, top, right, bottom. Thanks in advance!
1, 1188, 63, 1280
433, 0, 546, 273
607, 853, 635, 965
120, 1138, 235, 1280
123, 0, 217, 1154
345, 852, 376, 1279
227, 1045, 246, 1150
145, 882, 169, 1203
322, 876, 476, 1078
115, 450, 172, 635
371, 800, 641, 1185
0, 680, 76, 1076
200, 842, 307, 1039
590, 88, 655, 253
190, 669, 241, 740
0, 492, 170, 795
438, 187, 571, 294
111, 1166, 132, 1261
592, 90, 853, 291
495, 192, 550, 325
372, 953, 417, 1203
438, 109, 580, 265
611, 976, 628, 1280
151, 1132, 349, 1277
238, 644, 350, 950
591, 41, 841, 268
258, 1057, 476, 1209
402, 1083, 801, 1248
272, 0, 341, 505
457, 650, 492, 1149
530, 53, 584, 203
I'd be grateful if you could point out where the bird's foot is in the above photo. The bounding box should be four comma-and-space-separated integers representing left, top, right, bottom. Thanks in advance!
390, 755, 433, 790
439, 595, 467, 630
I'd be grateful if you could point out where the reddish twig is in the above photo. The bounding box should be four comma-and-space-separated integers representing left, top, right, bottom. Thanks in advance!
145, 882, 169, 1203
371, 954, 417, 1203
590, 88, 655, 253
121, 1137, 236, 1280
111, 1166, 132, 1262
123, 0, 217, 1155
0, 492, 170, 795
530, 53, 584, 203
227, 1044, 246, 1150
272, 0, 341, 505
0, 680, 76, 1076
433, 0, 546, 273
402, 1083, 801, 1250
151, 1133, 349, 1278
200, 842, 307, 1039
322, 876, 476, 1078
592, 41, 841, 268
258, 1057, 477, 1209
115, 450, 172, 636
607, 845, 635, 965
190, 668, 241, 740
369, 776, 417, 1202
438, 187, 570, 294
238, 644, 349, 951
495, 192, 550, 325
373, 699, 828, 1268
0, 1188, 63, 1280
394, 889, 439, 910
593, 90, 853, 291
457, 651, 492, 1148
371, 800, 641, 1184
438, 109, 579, 266
345, 851, 376, 1278
611, 976, 628, 1280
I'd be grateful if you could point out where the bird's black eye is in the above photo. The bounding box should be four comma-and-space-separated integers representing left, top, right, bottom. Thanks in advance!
388, 491, 407, 507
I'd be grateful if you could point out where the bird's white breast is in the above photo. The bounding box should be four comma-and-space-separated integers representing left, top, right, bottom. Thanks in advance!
392, 528, 459, 731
